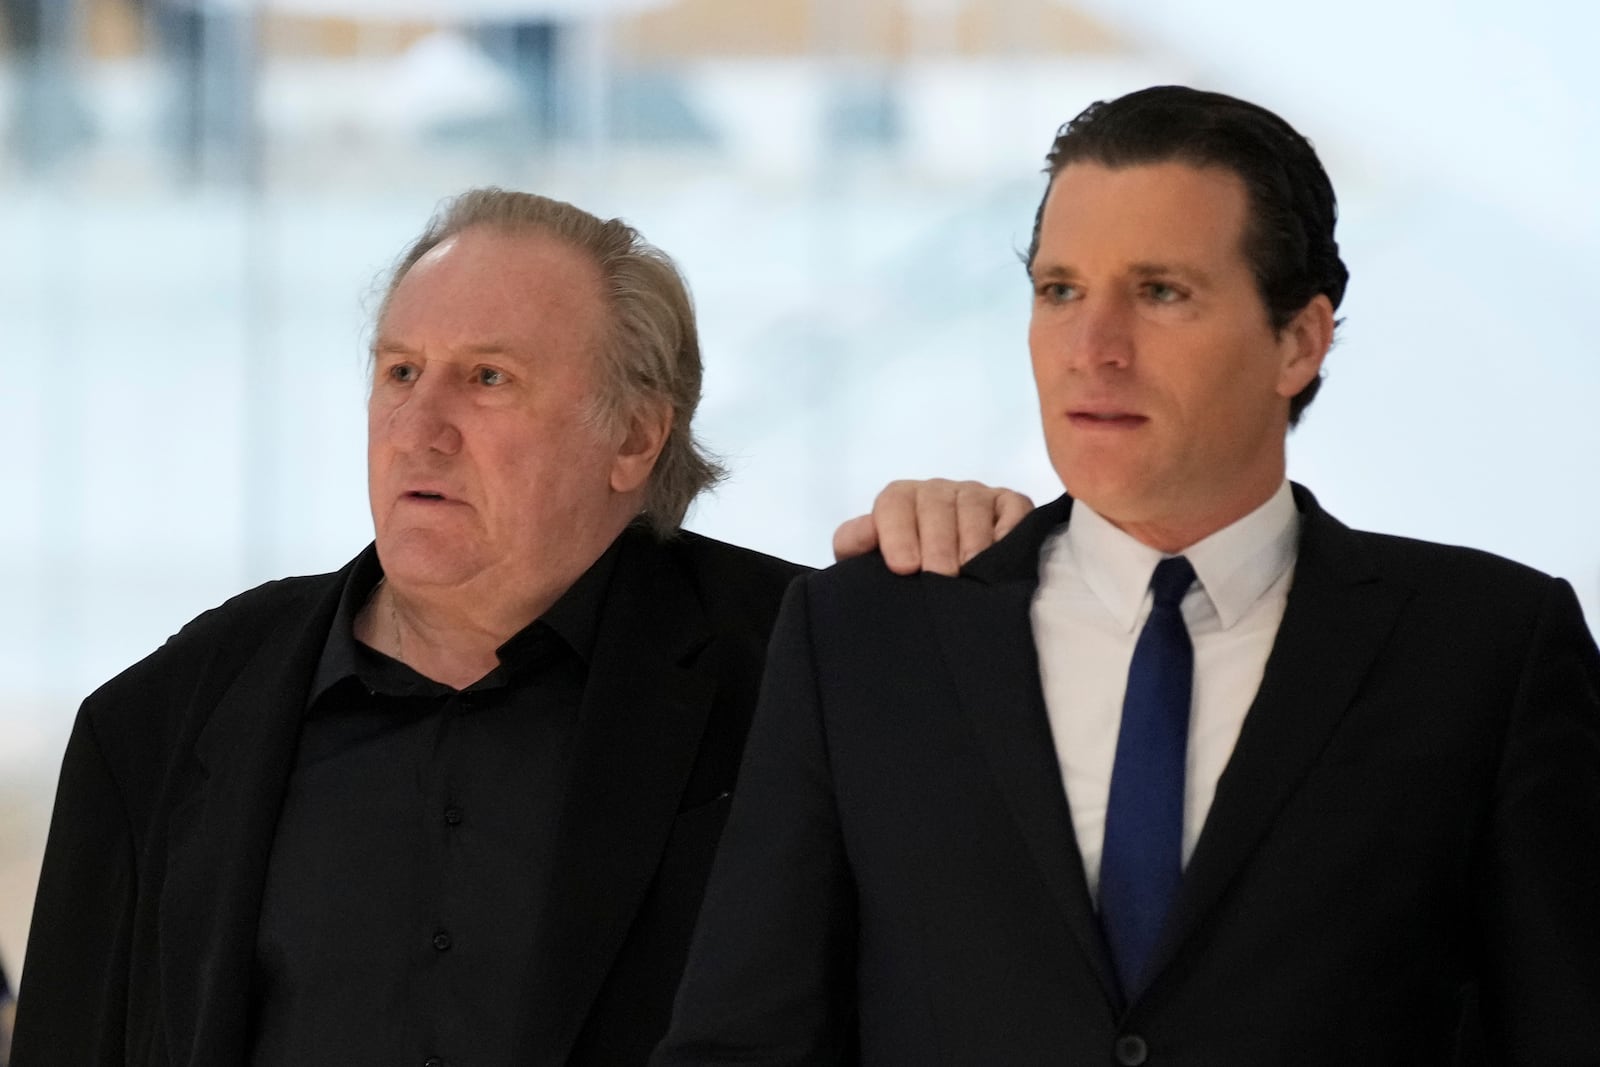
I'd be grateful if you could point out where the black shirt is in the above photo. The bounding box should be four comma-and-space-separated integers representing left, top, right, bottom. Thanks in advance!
250, 540, 621, 1067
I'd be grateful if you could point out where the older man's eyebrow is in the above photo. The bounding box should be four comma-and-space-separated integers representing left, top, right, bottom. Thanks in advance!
371, 337, 416, 357
456, 342, 520, 356
370, 339, 521, 358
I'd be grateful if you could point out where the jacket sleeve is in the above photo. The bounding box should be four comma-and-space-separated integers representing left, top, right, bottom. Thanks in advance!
11, 704, 139, 1066
1475, 578, 1600, 1062
652, 577, 859, 1066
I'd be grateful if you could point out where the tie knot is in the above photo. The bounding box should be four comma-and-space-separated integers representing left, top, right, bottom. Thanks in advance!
1149, 556, 1195, 609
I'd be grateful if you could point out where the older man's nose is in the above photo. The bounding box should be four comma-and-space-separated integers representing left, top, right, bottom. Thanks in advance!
388, 381, 463, 455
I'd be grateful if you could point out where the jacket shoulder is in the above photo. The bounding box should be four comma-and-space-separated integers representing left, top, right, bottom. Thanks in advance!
101, 570, 339, 693
1297, 483, 1570, 615
1305, 516, 1598, 672
1349, 527, 1566, 610
74, 567, 346, 760
660, 529, 811, 628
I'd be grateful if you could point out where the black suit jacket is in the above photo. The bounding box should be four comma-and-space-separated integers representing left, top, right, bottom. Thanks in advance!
13, 527, 804, 1067
656, 488, 1600, 1066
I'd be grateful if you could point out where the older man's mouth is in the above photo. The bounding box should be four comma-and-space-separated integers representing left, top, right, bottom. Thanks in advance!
401, 489, 458, 504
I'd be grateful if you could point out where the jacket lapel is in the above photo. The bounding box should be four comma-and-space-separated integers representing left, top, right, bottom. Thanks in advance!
160, 567, 349, 1067
926, 496, 1124, 1006
1141, 485, 1415, 993
528, 530, 718, 1063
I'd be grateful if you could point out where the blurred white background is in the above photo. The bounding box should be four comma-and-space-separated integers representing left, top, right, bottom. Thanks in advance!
1, 0, 1596, 974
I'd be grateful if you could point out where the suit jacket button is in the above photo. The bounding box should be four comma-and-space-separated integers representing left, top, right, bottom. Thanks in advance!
1115, 1034, 1149, 1065
424, 1059, 443, 1067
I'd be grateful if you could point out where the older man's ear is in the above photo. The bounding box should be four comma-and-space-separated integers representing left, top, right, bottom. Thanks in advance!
833, 479, 1035, 577
609, 401, 673, 495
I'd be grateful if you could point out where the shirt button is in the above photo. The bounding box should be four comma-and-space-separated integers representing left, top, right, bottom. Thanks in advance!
443, 807, 463, 826
432, 931, 452, 952
1114, 1034, 1149, 1065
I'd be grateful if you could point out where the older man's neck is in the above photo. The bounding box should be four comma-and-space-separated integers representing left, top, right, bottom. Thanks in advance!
358, 567, 580, 690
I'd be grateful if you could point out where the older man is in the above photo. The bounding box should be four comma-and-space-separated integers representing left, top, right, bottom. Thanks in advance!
655, 86, 1600, 1065
11, 189, 1025, 1067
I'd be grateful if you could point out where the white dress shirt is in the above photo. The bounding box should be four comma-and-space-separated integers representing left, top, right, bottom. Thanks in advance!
1030, 482, 1300, 903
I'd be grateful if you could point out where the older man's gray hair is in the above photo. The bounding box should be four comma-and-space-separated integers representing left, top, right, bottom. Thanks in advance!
376, 187, 726, 535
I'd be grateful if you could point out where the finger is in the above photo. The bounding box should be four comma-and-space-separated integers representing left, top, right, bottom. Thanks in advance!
872, 480, 925, 575
831, 513, 880, 563
955, 482, 1002, 566
911, 479, 963, 577
992, 489, 1035, 542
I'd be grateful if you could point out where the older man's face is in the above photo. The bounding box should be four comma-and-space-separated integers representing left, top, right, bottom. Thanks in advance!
368, 225, 632, 599
1028, 161, 1325, 549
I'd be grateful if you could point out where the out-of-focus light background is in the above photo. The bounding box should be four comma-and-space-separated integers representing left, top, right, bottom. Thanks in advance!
1, 0, 1596, 976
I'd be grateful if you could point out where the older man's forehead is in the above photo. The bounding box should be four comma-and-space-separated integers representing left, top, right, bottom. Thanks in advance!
373, 232, 608, 370
413, 225, 595, 283
390, 230, 602, 313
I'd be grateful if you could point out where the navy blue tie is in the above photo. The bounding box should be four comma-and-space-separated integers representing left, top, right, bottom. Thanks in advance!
1099, 555, 1196, 998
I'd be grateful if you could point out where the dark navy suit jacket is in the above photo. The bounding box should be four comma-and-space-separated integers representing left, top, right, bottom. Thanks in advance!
658, 487, 1600, 1065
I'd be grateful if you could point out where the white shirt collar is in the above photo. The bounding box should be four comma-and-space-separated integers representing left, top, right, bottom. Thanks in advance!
1060, 481, 1299, 633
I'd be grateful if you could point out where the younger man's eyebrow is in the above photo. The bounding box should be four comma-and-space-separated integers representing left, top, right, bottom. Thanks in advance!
1127, 261, 1214, 286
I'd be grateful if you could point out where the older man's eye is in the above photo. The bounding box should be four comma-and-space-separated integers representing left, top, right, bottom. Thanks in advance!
387, 362, 419, 383
476, 367, 508, 386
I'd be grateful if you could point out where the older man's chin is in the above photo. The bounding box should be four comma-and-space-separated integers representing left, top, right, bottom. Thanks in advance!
373, 528, 492, 589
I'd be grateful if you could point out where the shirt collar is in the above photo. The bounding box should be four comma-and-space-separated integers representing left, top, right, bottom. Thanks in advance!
308, 529, 626, 705
1061, 481, 1299, 633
